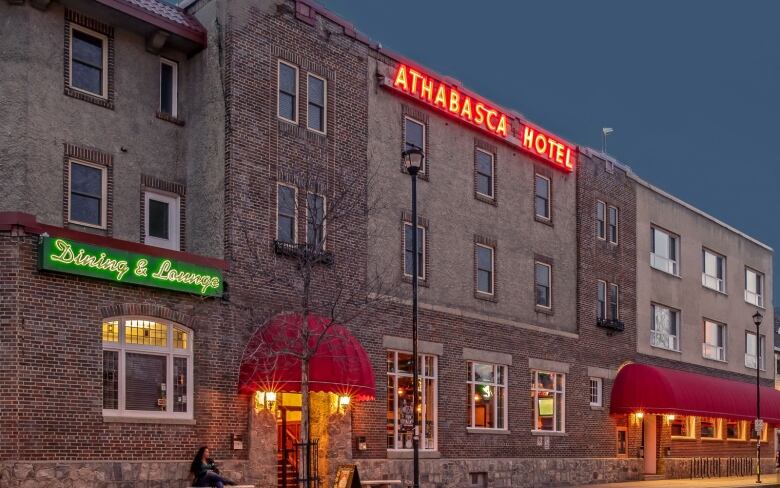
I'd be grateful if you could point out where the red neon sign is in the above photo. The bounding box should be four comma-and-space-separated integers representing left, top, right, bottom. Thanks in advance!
386, 64, 576, 172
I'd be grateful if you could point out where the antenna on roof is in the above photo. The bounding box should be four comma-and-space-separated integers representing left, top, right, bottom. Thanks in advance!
602, 127, 614, 154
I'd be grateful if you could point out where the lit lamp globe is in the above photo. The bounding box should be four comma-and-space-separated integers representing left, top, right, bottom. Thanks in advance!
753, 310, 763, 327
402, 147, 424, 176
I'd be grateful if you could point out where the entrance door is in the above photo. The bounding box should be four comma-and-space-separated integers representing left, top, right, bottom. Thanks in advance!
277, 395, 302, 488
643, 414, 657, 475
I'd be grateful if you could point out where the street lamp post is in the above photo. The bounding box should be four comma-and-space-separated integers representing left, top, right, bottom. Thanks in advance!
753, 310, 764, 484
403, 147, 424, 488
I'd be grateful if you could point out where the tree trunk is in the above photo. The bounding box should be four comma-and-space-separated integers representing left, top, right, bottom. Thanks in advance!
300, 356, 310, 487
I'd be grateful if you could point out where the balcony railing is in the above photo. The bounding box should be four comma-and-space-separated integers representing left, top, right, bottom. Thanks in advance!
650, 330, 679, 351
702, 273, 724, 293
274, 240, 333, 265
702, 343, 725, 362
744, 289, 764, 308
597, 317, 625, 332
650, 253, 678, 275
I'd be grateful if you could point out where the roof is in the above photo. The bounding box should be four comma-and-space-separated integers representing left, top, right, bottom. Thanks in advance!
94, 0, 206, 46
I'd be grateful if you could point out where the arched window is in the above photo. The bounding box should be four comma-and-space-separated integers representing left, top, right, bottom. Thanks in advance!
102, 317, 193, 419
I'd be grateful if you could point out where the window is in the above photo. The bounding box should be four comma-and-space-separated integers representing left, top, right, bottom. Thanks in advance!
144, 191, 180, 250
589, 377, 603, 407
475, 149, 494, 199
651, 304, 680, 351
701, 417, 721, 439
534, 262, 551, 308
702, 249, 726, 293
745, 331, 766, 370
726, 420, 744, 440
278, 61, 298, 123
776, 352, 780, 377
531, 370, 564, 432
534, 174, 551, 220
745, 268, 764, 307
749, 420, 769, 441
403, 223, 425, 279
467, 362, 507, 430
69, 25, 107, 97
597, 280, 607, 320
596, 201, 606, 239
69, 160, 107, 228
307, 74, 326, 133
476, 244, 494, 295
404, 117, 425, 173
102, 317, 193, 418
608, 283, 619, 320
670, 416, 694, 438
607, 206, 618, 244
306, 193, 325, 250
650, 227, 679, 275
277, 184, 297, 243
702, 320, 726, 362
386, 351, 437, 450
616, 427, 628, 456
159, 58, 178, 117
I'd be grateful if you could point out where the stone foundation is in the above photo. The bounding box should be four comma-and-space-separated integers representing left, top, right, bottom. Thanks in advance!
662, 457, 775, 479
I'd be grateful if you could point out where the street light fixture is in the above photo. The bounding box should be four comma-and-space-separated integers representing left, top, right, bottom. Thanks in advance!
753, 309, 763, 484
403, 146, 424, 488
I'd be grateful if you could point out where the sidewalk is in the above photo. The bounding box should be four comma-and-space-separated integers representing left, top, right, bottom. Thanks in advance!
563, 474, 780, 488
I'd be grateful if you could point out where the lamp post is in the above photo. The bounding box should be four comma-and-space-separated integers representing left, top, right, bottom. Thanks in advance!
403, 146, 424, 488
753, 310, 764, 484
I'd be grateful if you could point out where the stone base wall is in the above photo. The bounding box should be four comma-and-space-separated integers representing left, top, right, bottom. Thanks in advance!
663, 457, 775, 480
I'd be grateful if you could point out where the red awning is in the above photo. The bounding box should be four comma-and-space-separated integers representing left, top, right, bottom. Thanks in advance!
238, 313, 375, 400
611, 363, 780, 424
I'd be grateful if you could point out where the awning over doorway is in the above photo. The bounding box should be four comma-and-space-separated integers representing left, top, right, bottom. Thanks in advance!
238, 313, 376, 400
611, 363, 780, 424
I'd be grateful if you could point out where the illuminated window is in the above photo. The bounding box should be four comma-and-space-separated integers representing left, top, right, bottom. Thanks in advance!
589, 377, 602, 407
476, 244, 494, 295
535, 262, 551, 308
386, 350, 437, 450
703, 320, 726, 362
159, 58, 178, 117
596, 201, 606, 239
403, 223, 425, 279
616, 427, 628, 456
277, 184, 297, 244
702, 249, 726, 293
531, 370, 564, 432
144, 190, 180, 251
745, 268, 764, 307
700, 417, 721, 439
650, 227, 679, 276
404, 117, 425, 173
651, 303, 679, 351
102, 317, 193, 419
749, 420, 768, 442
306, 193, 326, 251
726, 420, 743, 440
278, 60, 298, 123
608, 206, 618, 244
745, 331, 766, 370
69, 160, 107, 228
534, 174, 551, 220
475, 148, 494, 199
671, 416, 694, 438
69, 25, 107, 97
467, 362, 507, 430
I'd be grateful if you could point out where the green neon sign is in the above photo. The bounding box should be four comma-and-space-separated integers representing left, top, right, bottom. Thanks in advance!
39, 237, 223, 297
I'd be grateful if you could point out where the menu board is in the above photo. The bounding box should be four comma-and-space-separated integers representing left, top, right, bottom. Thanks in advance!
334, 464, 361, 488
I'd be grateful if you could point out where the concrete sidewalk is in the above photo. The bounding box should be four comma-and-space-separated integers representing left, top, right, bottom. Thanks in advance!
563, 474, 780, 487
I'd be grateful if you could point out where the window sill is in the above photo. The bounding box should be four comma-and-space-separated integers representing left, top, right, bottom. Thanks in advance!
386, 450, 440, 459
474, 291, 497, 303
649, 265, 681, 279
535, 306, 554, 315
701, 437, 724, 442
402, 275, 429, 288
103, 415, 196, 425
590, 405, 605, 411
155, 111, 185, 126
474, 193, 497, 206
64, 86, 114, 110
670, 436, 696, 441
745, 300, 765, 310
534, 215, 553, 227
701, 284, 727, 296
649, 344, 681, 354
531, 430, 567, 437
702, 355, 728, 364
466, 428, 511, 435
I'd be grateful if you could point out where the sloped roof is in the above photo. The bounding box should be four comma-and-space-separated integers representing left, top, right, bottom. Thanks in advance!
95, 0, 206, 45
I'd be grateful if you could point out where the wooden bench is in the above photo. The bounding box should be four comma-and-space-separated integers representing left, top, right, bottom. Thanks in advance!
361, 480, 405, 487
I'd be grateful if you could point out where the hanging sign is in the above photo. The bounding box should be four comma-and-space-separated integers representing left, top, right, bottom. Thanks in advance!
383, 63, 576, 172
38, 236, 223, 297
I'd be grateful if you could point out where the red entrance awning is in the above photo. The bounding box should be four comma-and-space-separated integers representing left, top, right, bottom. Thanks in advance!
611, 363, 780, 424
238, 313, 375, 400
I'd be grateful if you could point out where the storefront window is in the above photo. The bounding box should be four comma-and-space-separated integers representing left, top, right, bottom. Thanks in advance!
701, 417, 720, 439
386, 351, 437, 450
531, 370, 565, 432
671, 416, 695, 438
616, 427, 628, 456
726, 420, 743, 440
467, 362, 507, 430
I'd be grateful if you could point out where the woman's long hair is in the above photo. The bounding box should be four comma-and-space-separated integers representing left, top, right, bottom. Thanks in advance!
190, 446, 208, 475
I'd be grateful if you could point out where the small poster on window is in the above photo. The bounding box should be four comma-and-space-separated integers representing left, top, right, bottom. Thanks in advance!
399, 399, 414, 432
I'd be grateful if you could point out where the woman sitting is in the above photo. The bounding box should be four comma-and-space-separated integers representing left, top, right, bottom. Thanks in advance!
190, 446, 237, 487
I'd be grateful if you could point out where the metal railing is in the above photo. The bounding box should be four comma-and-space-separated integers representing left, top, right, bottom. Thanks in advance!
690, 457, 754, 479
294, 440, 320, 488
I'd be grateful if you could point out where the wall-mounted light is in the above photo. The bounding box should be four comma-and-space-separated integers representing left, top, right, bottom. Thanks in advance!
255, 391, 277, 411
635, 412, 644, 420
338, 395, 351, 414
666, 414, 675, 422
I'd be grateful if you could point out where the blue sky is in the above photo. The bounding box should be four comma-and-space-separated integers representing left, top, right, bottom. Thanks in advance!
322, 0, 780, 299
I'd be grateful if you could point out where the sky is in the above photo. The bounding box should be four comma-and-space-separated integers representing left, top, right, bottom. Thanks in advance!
322, 0, 780, 301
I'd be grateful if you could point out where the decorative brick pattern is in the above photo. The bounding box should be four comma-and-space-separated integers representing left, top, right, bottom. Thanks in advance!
63, 9, 115, 110
62, 143, 113, 235
140, 174, 187, 251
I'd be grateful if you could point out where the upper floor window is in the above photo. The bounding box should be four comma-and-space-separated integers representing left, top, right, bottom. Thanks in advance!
475, 149, 494, 199
531, 370, 565, 433
102, 317, 193, 419
534, 174, 551, 221
277, 184, 297, 243
650, 227, 679, 276
476, 244, 494, 295
278, 61, 298, 123
745, 268, 764, 308
702, 319, 726, 362
596, 200, 606, 239
306, 193, 325, 250
467, 362, 507, 430
534, 262, 552, 308
597, 280, 606, 320
607, 206, 618, 244
745, 331, 766, 370
69, 160, 107, 229
404, 223, 425, 279
307, 74, 326, 133
387, 351, 437, 450
702, 249, 726, 293
651, 303, 679, 351
159, 58, 178, 118
404, 117, 425, 173
608, 283, 619, 320
144, 190, 180, 251
589, 377, 603, 407
69, 25, 107, 97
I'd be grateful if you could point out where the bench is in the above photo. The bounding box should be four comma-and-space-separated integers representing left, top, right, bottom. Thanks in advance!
361, 480, 405, 487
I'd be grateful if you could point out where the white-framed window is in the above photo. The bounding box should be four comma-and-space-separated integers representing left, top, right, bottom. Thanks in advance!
650, 226, 679, 275
277, 183, 297, 243
144, 191, 180, 251
535, 262, 552, 308
745, 267, 764, 307
306, 193, 325, 250
702, 248, 726, 293
467, 362, 508, 430
69, 24, 108, 98
534, 174, 551, 221
403, 223, 425, 279
651, 303, 680, 351
702, 319, 726, 362
68, 159, 107, 229
531, 370, 565, 433
476, 244, 494, 295
307, 73, 326, 133
745, 331, 766, 370
102, 317, 193, 419
597, 280, 607, 320
475, 148, 494, 199
386, 350, 437, 451
159, 58, 178, 117
607, 206, 618, 244
404, 116, 425, 173
589, 377, 603, 407
701, 417, 722, 439
596, 200, 606, 240
670, 415, 695, 439
278, 60, 298, 123
608, 283, 619, 320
